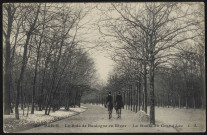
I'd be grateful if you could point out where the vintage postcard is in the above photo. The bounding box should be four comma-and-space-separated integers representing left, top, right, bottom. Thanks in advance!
3, 2, 206, 133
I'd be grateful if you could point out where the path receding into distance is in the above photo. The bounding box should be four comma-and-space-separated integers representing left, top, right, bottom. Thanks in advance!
20, 104, 177, 133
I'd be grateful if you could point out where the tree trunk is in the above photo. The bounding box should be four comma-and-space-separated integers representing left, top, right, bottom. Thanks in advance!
10, 103, 13, 113
193, 95, 196, 109
128, 87, 129, 110
20, 83, 23, 110
173, 95, 175, 108
15, 79, 21, 119
149, 57, 155, 124
144, 61, 147, 113
178, 94, 181, 108
168, 94, 169, 108
130, 85, 132, 111
15, 5, 40, 119
46, 76, 63, 115
199, 61, 205, 109
32, 5, 46, 113
65, 92, 70, 110
157, 95, 159, 108
126, 90, 128, 110
45, 93, 52, 115
138, 75, 141, 111
45, 72, 56, 115
185, 96, 188, 109
136, 81, 138, 113
15, 31, 32, 119
4, 4, 15, 115
4, 37, 12, 114
31, 42, 41, 114
142, 91, 144, 110
123, 91, 125, 109
133, 85, 136, 112
39, 60, 48, 111
26, 101, 29, 117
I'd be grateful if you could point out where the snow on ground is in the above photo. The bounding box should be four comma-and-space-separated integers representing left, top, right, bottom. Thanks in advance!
151, 106, 206, 132
90, 103, 206, 132
3, 106, 87, 133
4, 103, 205, 133
91, 103, 150, 122
69, 106, 88, 112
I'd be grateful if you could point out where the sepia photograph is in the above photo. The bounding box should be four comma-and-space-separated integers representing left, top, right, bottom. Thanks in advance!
2, 2, 206, 133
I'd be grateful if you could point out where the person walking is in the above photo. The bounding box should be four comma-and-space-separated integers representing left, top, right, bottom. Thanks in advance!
105, 91, 113, 119
115, 91, 123, 119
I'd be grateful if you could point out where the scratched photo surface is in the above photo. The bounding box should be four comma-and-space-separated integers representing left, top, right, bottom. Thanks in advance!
3, 2, 205, 133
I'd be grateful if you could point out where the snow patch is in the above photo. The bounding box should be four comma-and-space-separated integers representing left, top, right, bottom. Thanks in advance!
3, 106, 87, 133
70, 107, 87, 112
138, 111, 150, 122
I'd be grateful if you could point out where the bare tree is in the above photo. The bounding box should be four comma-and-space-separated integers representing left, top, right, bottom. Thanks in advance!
3, 3, 17, 115
14, 4, 41, 119
98, 3, 203, 124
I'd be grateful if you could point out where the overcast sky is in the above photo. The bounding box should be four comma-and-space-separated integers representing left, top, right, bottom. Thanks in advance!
77, 3, 116, 84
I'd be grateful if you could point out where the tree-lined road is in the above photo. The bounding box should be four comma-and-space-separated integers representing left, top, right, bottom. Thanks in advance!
20, 104, 176, 133
3, 3, 205, 133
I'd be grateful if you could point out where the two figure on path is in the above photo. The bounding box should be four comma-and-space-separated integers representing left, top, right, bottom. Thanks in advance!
105, 91, 123, 119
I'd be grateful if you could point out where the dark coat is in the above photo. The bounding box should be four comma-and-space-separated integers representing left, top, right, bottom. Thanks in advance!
115, 94, 123, 109
106, 95, 113, 110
